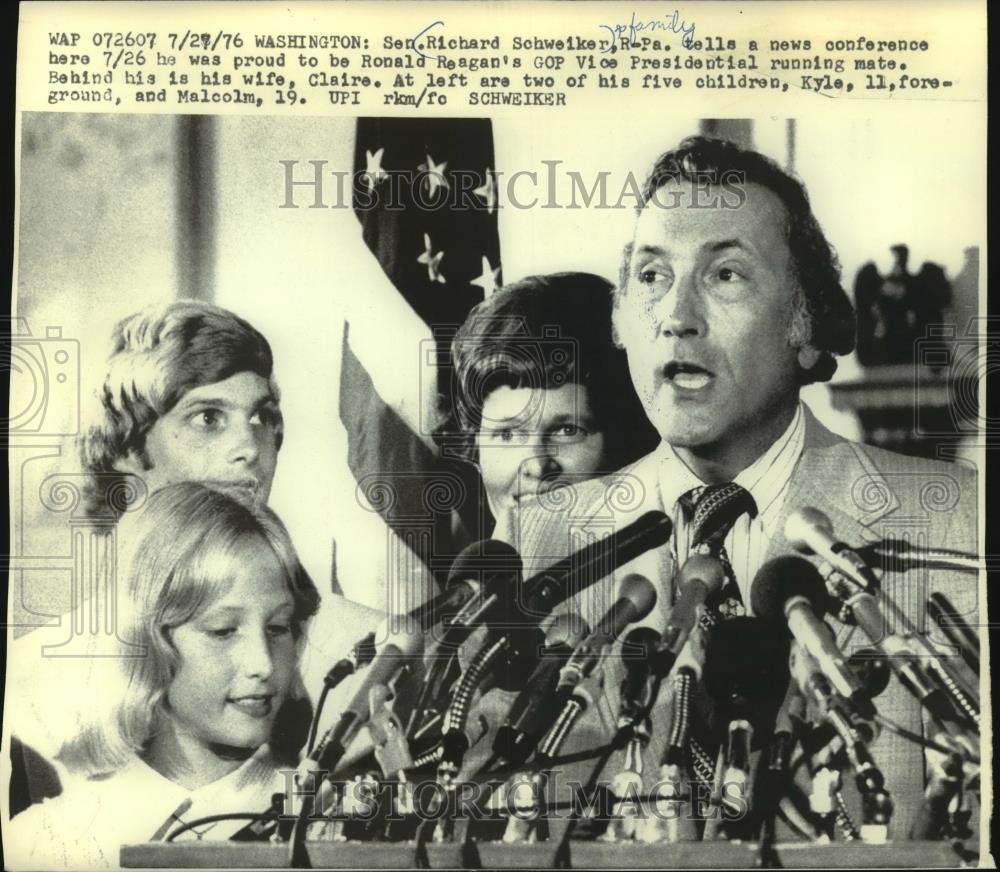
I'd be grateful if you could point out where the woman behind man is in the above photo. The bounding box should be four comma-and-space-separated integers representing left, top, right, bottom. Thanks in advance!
450, 272, 659, 533
5, 483, 319, 870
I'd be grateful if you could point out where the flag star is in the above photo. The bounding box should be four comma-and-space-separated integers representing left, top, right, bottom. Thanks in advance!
418, 154, 449, 196
474, 170, 497, 214
470, 255, 501, 296
363, 147, 387, 192
417, 233, 446, 284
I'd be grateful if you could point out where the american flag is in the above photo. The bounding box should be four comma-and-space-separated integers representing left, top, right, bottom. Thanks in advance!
339, 118, 502, 597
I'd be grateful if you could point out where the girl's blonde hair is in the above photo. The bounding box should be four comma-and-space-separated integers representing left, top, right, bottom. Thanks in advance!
59, 482, 319, 776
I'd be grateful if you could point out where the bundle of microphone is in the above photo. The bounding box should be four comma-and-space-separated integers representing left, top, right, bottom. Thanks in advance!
212, 507, 981, 865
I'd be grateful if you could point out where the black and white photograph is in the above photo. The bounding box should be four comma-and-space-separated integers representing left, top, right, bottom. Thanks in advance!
4, 2, 988, 868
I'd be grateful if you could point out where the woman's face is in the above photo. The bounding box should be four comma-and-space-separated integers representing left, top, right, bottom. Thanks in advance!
476, 382, 606, 521
160, 537, 297, 765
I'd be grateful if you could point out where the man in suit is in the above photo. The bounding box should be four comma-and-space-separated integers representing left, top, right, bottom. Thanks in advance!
485, 136, 979, 842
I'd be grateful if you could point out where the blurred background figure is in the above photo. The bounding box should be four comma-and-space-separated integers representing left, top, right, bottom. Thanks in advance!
854, 243, 951, 368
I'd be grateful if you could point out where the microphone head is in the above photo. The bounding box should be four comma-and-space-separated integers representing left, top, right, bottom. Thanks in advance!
848, 647, 892, 700
784, 507, 833, 555
676, 553, 727, 597
620, 625, 662, 676
622, 624, 661, 654
750, 555, 828, 622
618, 572, 657, 622
447, 539, 523, 589
702, 616, 791, 733
544, 612, 590, 649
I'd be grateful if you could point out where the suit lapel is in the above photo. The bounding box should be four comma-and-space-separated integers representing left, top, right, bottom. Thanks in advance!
765, 407, 899, 564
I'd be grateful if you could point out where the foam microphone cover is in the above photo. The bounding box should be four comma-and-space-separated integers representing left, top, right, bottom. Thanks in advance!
618, 572, 658, 625
447, 539, 524, 588
750, 555, 828, 622
701, 616, 791, 738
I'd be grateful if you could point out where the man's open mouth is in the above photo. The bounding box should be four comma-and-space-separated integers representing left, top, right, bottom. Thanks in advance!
664, 361, 714, 390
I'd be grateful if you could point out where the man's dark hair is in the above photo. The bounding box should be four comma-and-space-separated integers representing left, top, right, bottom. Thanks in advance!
450, 272, 658, 470
622, 135, 856, 384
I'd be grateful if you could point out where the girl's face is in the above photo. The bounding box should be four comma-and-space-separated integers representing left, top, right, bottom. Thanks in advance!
160, 537, 298, 767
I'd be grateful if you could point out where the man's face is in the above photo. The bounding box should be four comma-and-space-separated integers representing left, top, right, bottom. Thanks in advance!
616, 180, 807, 471
119, 371, 281, 505
476, 383, 606, 521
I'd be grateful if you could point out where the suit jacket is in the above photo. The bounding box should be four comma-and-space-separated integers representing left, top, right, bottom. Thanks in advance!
471, 406, 980, 841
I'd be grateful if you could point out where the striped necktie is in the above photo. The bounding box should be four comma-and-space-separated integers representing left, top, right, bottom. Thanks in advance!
679, 483, 757, 621
675, 483, 758, 816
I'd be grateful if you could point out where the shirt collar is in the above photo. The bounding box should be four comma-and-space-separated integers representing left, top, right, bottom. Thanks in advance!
120, 743, 281, 799
657, 403, 806, 522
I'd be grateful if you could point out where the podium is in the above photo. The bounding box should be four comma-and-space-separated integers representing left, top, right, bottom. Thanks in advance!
121, 840, 971, 868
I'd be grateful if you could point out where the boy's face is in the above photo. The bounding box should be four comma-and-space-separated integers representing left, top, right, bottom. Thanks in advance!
117, 371, 281, 505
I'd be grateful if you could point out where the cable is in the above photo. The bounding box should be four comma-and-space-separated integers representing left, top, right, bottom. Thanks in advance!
551, 742, 617, 867
306, 684, 331, 755
874, 713, 980, 762
412, 817, 434, 868
164, 812, 276, 842
927, 662, 980, 726
833, 790, 860, 840
442, 637, 505, 738
411, 744, 444, 769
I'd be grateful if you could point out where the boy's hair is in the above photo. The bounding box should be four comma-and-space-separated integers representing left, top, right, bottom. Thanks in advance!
450, 272, 659, 470
58, 482, 320, 776
79, 300, 281, 519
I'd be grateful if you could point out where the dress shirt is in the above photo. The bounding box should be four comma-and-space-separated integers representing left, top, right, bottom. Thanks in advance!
657, 403, 806, 607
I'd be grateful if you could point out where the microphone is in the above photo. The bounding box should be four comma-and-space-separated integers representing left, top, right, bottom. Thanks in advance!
555, 573, 657, 697
840, 582, 980, 732
528, 578, 657, 774
659, 615, 710, 769
866, 539, 979, 574
617, 626, 668, 730
789, 512, 980, 728
751, 556, 873, 718
700, 616, 792, 734
408, 540, 523, 738
520, 510, 672, 617
660, 554, 726, 657
784, 507, 878, 592
321, 632, 378, 692
652, 620, 710, 844
789, 641, 889, 817
493, 612, 590, 764
928, 592, 980, 673
306, 624, 423, 774
438, 539, 525, 635
770, 678, 805, 774
754, 676, 806, 838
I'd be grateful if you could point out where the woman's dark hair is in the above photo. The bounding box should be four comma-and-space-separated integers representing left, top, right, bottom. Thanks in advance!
450, 272, 659, 470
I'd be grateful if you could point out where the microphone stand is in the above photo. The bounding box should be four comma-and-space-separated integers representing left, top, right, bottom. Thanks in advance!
861, 540, 980, 574
828, 571, 981, 743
